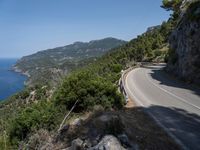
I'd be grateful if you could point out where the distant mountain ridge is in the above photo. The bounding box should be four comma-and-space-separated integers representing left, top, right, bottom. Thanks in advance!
14, 37, 126, 86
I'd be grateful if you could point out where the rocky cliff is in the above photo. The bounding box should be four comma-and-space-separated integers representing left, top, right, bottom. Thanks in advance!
167, 0, 200, 84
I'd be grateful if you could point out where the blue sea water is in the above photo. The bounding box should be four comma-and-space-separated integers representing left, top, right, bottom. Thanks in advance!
0, 58, 27, 101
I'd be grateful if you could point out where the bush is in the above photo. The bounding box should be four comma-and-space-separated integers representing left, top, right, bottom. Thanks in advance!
54, 70, 123, 111
111, 64, 122, 73
8, 101, 60, 143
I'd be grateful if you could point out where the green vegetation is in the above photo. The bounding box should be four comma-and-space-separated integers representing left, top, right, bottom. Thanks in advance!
8, 101, 60, 144
161, 0, 183, 22
161, 0, 182, 64
0, 15, 174, 148
15, 38, 126, 86
1, 1, 198, 148
161, 0, 182, 12
54, 70, 123, 111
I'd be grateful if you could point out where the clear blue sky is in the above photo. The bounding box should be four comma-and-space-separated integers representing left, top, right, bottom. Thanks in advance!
0, 0, 170, 58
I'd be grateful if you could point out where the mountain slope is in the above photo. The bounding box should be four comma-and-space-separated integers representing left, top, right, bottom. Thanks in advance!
14, 38, 126, 86
3, 1, 200, 149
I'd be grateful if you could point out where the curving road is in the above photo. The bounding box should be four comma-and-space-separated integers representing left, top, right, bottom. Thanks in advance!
125, 64, 200, 150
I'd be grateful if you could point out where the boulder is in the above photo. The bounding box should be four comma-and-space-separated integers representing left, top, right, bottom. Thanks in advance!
71, 138, 83, 150
70, 118, 82, 126
90, 135, 126, 150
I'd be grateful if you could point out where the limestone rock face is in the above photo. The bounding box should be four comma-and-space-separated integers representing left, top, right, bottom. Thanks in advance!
167, 0, 200, 84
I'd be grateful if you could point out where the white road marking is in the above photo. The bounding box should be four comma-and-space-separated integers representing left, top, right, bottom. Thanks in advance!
125, 67, 189, 150
145, 69, 200, 111
125, 69, 145, 107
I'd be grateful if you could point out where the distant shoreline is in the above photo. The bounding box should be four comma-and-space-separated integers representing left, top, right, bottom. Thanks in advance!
12, 66, 30, 77
0, 59, 28, 100
12, 66, 30, 86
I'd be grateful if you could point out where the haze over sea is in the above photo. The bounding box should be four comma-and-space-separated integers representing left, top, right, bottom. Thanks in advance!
0, 58, 27, 101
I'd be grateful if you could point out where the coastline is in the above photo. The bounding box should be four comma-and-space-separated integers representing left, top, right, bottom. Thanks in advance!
12, 66, 30, 77
12, 66, 30, 86
0, 60, 29, 101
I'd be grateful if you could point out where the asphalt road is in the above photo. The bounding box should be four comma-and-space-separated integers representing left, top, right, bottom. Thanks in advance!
125, 64, 200, 150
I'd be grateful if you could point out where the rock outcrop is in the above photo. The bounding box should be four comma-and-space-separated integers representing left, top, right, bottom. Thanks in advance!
90, 135, 126, 150
167, 0, 200, 84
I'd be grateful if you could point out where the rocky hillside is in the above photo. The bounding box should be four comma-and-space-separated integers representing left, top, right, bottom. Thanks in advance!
14, 38, 126, 86
166, 0, 200, 84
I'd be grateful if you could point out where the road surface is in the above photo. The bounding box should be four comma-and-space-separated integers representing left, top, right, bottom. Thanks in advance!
125, 64, 200, 150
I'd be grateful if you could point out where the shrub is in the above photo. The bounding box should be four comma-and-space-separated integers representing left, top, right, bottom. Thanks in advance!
8, 101, 60, 143
54, 70, 123, 111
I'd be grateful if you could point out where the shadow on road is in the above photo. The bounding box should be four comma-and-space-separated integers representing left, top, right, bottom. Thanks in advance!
148, 67, 200, 96
145, 105, 200, 150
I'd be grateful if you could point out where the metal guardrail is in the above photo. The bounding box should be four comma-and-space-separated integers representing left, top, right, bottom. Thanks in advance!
119, 67, 135, 103
119, 62, 145, 103
119, 62, 163, 104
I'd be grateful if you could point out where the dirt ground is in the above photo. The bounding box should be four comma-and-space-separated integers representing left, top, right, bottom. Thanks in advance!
50, 105, 181, 150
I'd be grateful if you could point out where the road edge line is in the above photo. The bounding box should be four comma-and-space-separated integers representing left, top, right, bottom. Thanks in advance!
124, 68, 189, 150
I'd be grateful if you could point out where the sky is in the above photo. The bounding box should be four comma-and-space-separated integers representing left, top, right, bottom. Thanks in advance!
0, 0, 170, 58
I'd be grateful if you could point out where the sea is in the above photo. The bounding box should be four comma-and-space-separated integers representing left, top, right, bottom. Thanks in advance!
0, 58, 27, 101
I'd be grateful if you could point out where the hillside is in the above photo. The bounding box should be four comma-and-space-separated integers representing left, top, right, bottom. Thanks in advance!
0, 18, 174, 149
14, 38, 126, 86
1, 0, 189, 148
